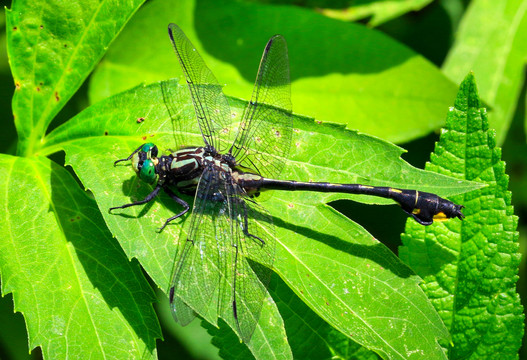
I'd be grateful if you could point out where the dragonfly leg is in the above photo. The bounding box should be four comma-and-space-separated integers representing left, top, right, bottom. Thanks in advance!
241, 201, 265, 246
109, 185, 161, 212
158, 187, 190, 231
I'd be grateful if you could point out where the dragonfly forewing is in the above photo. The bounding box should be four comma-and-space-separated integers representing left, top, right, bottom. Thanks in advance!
168, 23, 232, 152
231, 34, 292, 180
160, 79, 199, 149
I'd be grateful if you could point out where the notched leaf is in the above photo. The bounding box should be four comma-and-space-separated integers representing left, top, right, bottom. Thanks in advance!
400, 72, 524, 358
0, 155, 161, 359
6, 0, 145, 156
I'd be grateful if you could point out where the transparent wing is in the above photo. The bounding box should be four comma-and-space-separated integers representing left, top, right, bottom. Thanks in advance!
160, 79, 197, 149
168, 23, 232, 152
169, 284, 197, 326
169, 166, 228, 326
169, 164, 275, 342
224, 193, 275, 342
230, 35, 292, 180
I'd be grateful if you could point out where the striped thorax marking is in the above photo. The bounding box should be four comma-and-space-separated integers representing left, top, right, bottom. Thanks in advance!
170, 147, 204, 174
167, 147, 206, 193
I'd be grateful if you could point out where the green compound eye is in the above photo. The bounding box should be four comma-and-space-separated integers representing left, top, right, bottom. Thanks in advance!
139, 160, 157, 184
141, 143, 154, 152
141, 143, 158, 158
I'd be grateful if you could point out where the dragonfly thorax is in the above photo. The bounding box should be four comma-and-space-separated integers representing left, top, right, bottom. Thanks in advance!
130, 143, 263, 196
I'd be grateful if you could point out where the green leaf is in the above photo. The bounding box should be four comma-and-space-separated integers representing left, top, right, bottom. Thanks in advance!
88, 0, 458, 143
269, 275, 381, 360
442, 0, 527, 144
205, 289, 293, 360
0, 154, 161, 359
207, 274, 382, 359
6, 0, 145, 156
400, 73, 524, 358
320, 0, 433, 27
45, 79, 480, 359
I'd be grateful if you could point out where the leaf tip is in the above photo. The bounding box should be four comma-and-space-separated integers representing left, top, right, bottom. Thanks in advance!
453, 72, 481, 112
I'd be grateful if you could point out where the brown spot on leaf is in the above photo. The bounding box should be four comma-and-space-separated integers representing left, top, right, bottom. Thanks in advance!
142, 136, 147, 141
136, 117, 145, 123
55, 92, 60, 101
13, 26, 17, 31
36, 87, 40, 92
15, 82, 20, 90
104, 131, 109, 136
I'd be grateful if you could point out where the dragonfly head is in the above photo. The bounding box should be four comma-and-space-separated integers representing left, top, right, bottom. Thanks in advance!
132, 143, 159, 184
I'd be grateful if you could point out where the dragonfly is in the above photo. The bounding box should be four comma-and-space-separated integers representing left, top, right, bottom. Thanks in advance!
110, 23, 464, 342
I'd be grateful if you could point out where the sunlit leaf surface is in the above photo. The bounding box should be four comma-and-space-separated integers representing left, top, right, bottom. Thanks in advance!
45, 80, 480, 359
